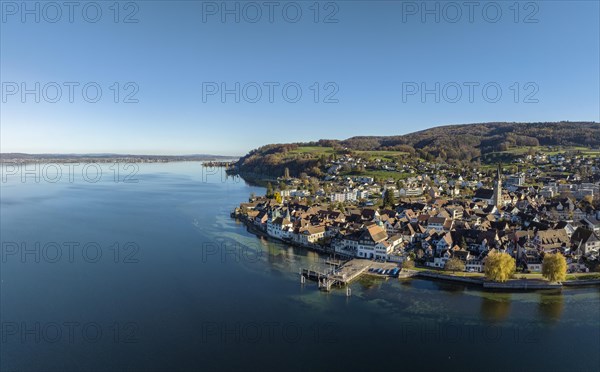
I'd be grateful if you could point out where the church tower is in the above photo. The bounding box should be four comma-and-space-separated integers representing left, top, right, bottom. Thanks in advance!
493, 163, 502, 208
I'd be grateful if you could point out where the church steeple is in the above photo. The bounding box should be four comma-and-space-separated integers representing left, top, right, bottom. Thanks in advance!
493, 163, 502, 208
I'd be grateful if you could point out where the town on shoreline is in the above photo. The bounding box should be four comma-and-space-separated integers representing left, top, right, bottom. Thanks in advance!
232, 149, 600, 289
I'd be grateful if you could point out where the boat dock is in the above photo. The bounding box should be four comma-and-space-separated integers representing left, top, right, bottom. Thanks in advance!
301, 259, 402, 292
301, 268, 334, 281
324, 259, 343, 267
329, 259, 372, 285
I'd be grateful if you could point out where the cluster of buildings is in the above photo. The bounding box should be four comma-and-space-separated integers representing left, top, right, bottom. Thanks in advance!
234, 200, 405, 261
233, 151, 600, 274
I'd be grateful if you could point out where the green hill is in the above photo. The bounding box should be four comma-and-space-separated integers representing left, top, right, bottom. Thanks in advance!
232, 122, 600, 178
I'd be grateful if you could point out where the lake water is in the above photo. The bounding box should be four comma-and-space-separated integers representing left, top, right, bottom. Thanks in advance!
1, 162, 599, 371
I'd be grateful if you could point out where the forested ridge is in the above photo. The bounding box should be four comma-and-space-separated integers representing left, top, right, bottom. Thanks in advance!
232, 122, 600, 178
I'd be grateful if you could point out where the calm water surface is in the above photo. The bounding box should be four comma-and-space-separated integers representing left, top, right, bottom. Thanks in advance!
1, 162, 599, 371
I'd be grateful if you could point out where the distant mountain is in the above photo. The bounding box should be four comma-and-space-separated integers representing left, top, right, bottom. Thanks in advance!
232, 121, 599, 178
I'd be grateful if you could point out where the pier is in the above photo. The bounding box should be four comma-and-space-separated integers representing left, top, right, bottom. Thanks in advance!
329, 259, 372, 285
301, 268, 334, 281
301, 259, 402, 291
324, 259, 343, 267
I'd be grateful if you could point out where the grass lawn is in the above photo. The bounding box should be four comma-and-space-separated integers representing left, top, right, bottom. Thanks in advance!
281, 147, 412, 163
485, 146, 600, 158
288, 146, 336, 155
411, 266, 484, 276
566, 273, 600, 281
407, 266, 430, 272
354, 150, 409, 162
341, 169, 412, 181
442, 272, 600, 281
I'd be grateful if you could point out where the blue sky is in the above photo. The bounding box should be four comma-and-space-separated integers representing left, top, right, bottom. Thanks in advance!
1, 1, 599, 156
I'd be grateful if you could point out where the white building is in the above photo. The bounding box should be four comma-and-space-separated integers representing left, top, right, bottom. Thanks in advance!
267, 217, 293, 239
356, 225, 389, 260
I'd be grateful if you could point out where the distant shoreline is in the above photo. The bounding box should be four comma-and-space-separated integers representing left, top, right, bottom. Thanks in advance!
0, 154, 239, 164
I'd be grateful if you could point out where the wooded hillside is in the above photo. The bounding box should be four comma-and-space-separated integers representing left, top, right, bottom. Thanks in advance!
232, 122, 599, 178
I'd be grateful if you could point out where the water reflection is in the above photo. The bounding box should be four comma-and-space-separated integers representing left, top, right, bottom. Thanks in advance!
480, 293, 512, 322
538, 293, 564, 324
357, 276, 384, 291
431, 281, 467, 294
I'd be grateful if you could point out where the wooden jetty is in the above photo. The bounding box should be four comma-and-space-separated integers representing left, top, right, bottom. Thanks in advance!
324, 259, 343, 267
328, 259, 372, 285
301, 268, 332, 281
301, 259, 374, 291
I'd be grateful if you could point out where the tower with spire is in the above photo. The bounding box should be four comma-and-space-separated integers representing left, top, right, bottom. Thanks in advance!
493, 163, 502, 208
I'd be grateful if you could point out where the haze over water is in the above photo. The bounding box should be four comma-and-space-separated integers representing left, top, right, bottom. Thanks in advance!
1, 162, 599, 371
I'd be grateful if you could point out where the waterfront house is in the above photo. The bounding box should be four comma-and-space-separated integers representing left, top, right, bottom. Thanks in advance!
524, 255, 543, 272
297, 225, 326, 245
465, 258, 483, 272
357, 224, 388, 259
267, 217, 293, 240
333, 230, 361, 257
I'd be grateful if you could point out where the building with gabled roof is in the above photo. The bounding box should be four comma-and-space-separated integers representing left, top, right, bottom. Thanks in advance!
572, 227, 600, 257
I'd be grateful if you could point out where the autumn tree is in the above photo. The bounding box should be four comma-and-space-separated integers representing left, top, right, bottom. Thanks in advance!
484, 251, 516, 282
445, 257, 465, 273
542, 253, 567, 283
